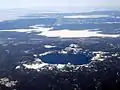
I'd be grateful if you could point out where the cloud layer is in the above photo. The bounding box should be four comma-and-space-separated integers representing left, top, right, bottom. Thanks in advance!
0, 0, 120, 9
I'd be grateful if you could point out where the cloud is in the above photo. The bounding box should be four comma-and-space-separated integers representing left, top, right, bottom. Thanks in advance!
0, 0, 120, 11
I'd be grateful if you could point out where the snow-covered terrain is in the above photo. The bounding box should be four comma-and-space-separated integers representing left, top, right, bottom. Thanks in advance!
64, 15, 110, 19
0, 25, 119, 38
39, 29, 120, 38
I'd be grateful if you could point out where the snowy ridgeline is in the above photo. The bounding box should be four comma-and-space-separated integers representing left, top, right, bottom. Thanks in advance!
15, 43, 120, 72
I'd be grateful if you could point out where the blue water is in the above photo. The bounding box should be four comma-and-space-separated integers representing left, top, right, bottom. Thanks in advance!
40, 53, 92, 65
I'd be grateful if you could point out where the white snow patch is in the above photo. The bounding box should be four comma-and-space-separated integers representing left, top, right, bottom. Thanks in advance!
91, 51, 105, 61
33, 54, 37, 57
80, 64, 89, 68
116, 16, 120, 19
44, 45, 56, 48
0, 26, 53, 33
39, 51, 54, 56
15, 66, 20, 69
104, 22, 120, 24
29, 24, 46, 28
58, 50, 68, 54
24, 50, 30, 54
69, 44, 78, 48
23, 63, 48, 70
92, 51, 109, 54
57, 64, 65, 69
0, 78, 18, 87
64, 15, 109, 19
112, 53, 119, 57
97, 58, 105, 61
34, 58, 42, 62
39, 29, 119, 38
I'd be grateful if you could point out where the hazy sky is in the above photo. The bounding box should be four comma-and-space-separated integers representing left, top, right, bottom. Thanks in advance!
0, 0, 120, 11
